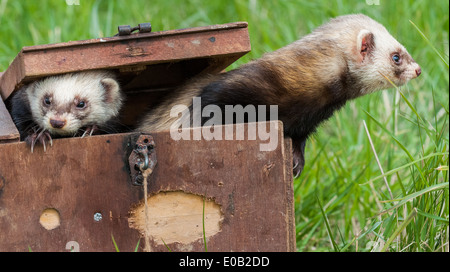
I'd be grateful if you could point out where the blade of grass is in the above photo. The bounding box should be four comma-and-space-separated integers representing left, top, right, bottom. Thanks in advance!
396, 89, 438, 144
111, 233, 120, 252
364, 110, 427, 184
340, 221, 383, 252
161, 238, 172, 252
316, 195, 340, 252
363, 120, 394, 200
203, 194, 208, 252
377, 182, 449, 215
134, 239, 141, 252
409, 20, 449, 68
416, 208, 449, 223
361, 152, 448, 185
381, 208, 418, 252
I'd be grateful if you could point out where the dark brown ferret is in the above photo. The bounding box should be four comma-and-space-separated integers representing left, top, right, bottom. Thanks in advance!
137, 14, 421, 177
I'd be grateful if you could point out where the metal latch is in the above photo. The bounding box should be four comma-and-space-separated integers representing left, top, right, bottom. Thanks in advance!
128, 134, 157, 186
116, 23, 152, 36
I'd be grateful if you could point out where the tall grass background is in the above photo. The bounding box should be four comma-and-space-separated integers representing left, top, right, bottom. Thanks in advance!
0, 0, 448, 252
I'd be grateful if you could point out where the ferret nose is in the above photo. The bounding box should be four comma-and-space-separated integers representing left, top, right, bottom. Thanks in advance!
50, 118, 66, 129
415, 67, 422, 77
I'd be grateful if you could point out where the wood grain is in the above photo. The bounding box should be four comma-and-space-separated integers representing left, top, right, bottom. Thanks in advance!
0, 122, 295, 252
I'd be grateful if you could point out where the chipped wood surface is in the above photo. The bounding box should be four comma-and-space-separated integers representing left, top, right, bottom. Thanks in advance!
0, 122, 295, 252
0, 96, 19, 143
128, 191, 223, 247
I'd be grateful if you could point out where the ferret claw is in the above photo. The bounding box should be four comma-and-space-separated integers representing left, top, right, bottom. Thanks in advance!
293, 158, 301, 179
293, 159, 299, 170
26, 128, 52, 153
292, 141, 306, 179
42, 139, 47, 152
27, 131, 38, 153
292, 154, 304, 178
47, 133, 53, 147
30, 138, 36, 153
81, 125, 98, 138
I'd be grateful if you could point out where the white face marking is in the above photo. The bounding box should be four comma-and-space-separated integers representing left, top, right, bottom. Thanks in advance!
27, 72, 123, 135
338, 15, 421, 95
370, 31, 420, 89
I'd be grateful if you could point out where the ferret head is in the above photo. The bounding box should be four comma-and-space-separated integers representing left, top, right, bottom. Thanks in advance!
324, 14, 421, 96
26, 71, 123, 136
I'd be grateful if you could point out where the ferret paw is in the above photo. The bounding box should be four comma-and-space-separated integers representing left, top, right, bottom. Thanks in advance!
292, 140, 306, 178
25, 129, 53, 153
81, 125, 98, 138
292, 156, 304, 178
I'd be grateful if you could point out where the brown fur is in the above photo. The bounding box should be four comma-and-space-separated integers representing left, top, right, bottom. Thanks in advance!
136, 14, 421, 177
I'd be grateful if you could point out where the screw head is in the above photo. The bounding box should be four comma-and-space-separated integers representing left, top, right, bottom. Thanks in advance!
94, 212, 103, 222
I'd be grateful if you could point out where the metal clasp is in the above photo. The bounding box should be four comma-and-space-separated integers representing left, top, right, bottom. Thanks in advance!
128, 135, 157, 186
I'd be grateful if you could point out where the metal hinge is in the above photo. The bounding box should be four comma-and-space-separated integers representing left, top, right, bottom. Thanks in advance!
116, 23, 152, 36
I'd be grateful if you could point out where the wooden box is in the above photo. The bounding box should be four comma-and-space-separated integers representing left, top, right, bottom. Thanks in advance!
0, 22, 295, 252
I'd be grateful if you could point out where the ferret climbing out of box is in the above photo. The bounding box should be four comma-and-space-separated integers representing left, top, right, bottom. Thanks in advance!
136, 14, 422, 177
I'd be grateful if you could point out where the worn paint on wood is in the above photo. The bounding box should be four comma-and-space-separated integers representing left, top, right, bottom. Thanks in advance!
0, 22, 251, 100
0, 96, 19, 143
0, 122, 295, 252
0, 134, 141, 252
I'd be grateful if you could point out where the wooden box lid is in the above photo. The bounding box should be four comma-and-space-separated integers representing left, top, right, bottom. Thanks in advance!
0, 22, 251, 142
0, 22, 250, 100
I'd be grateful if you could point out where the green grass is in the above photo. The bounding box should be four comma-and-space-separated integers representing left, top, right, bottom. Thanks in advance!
1, 0, 448, 252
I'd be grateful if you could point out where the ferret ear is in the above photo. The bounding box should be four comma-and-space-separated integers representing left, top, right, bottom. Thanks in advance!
100, 78, 121, 103
26, 82, 37, 94
356, 29, 375, 62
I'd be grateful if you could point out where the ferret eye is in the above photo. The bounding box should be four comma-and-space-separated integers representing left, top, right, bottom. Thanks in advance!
43, 96, 52, 106
76, 101, 86, 109
392, 54, 401, 65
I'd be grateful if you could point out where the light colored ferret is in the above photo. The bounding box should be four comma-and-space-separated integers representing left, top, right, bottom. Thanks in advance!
136, 14, 422, 177
9, 71, 124, 152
